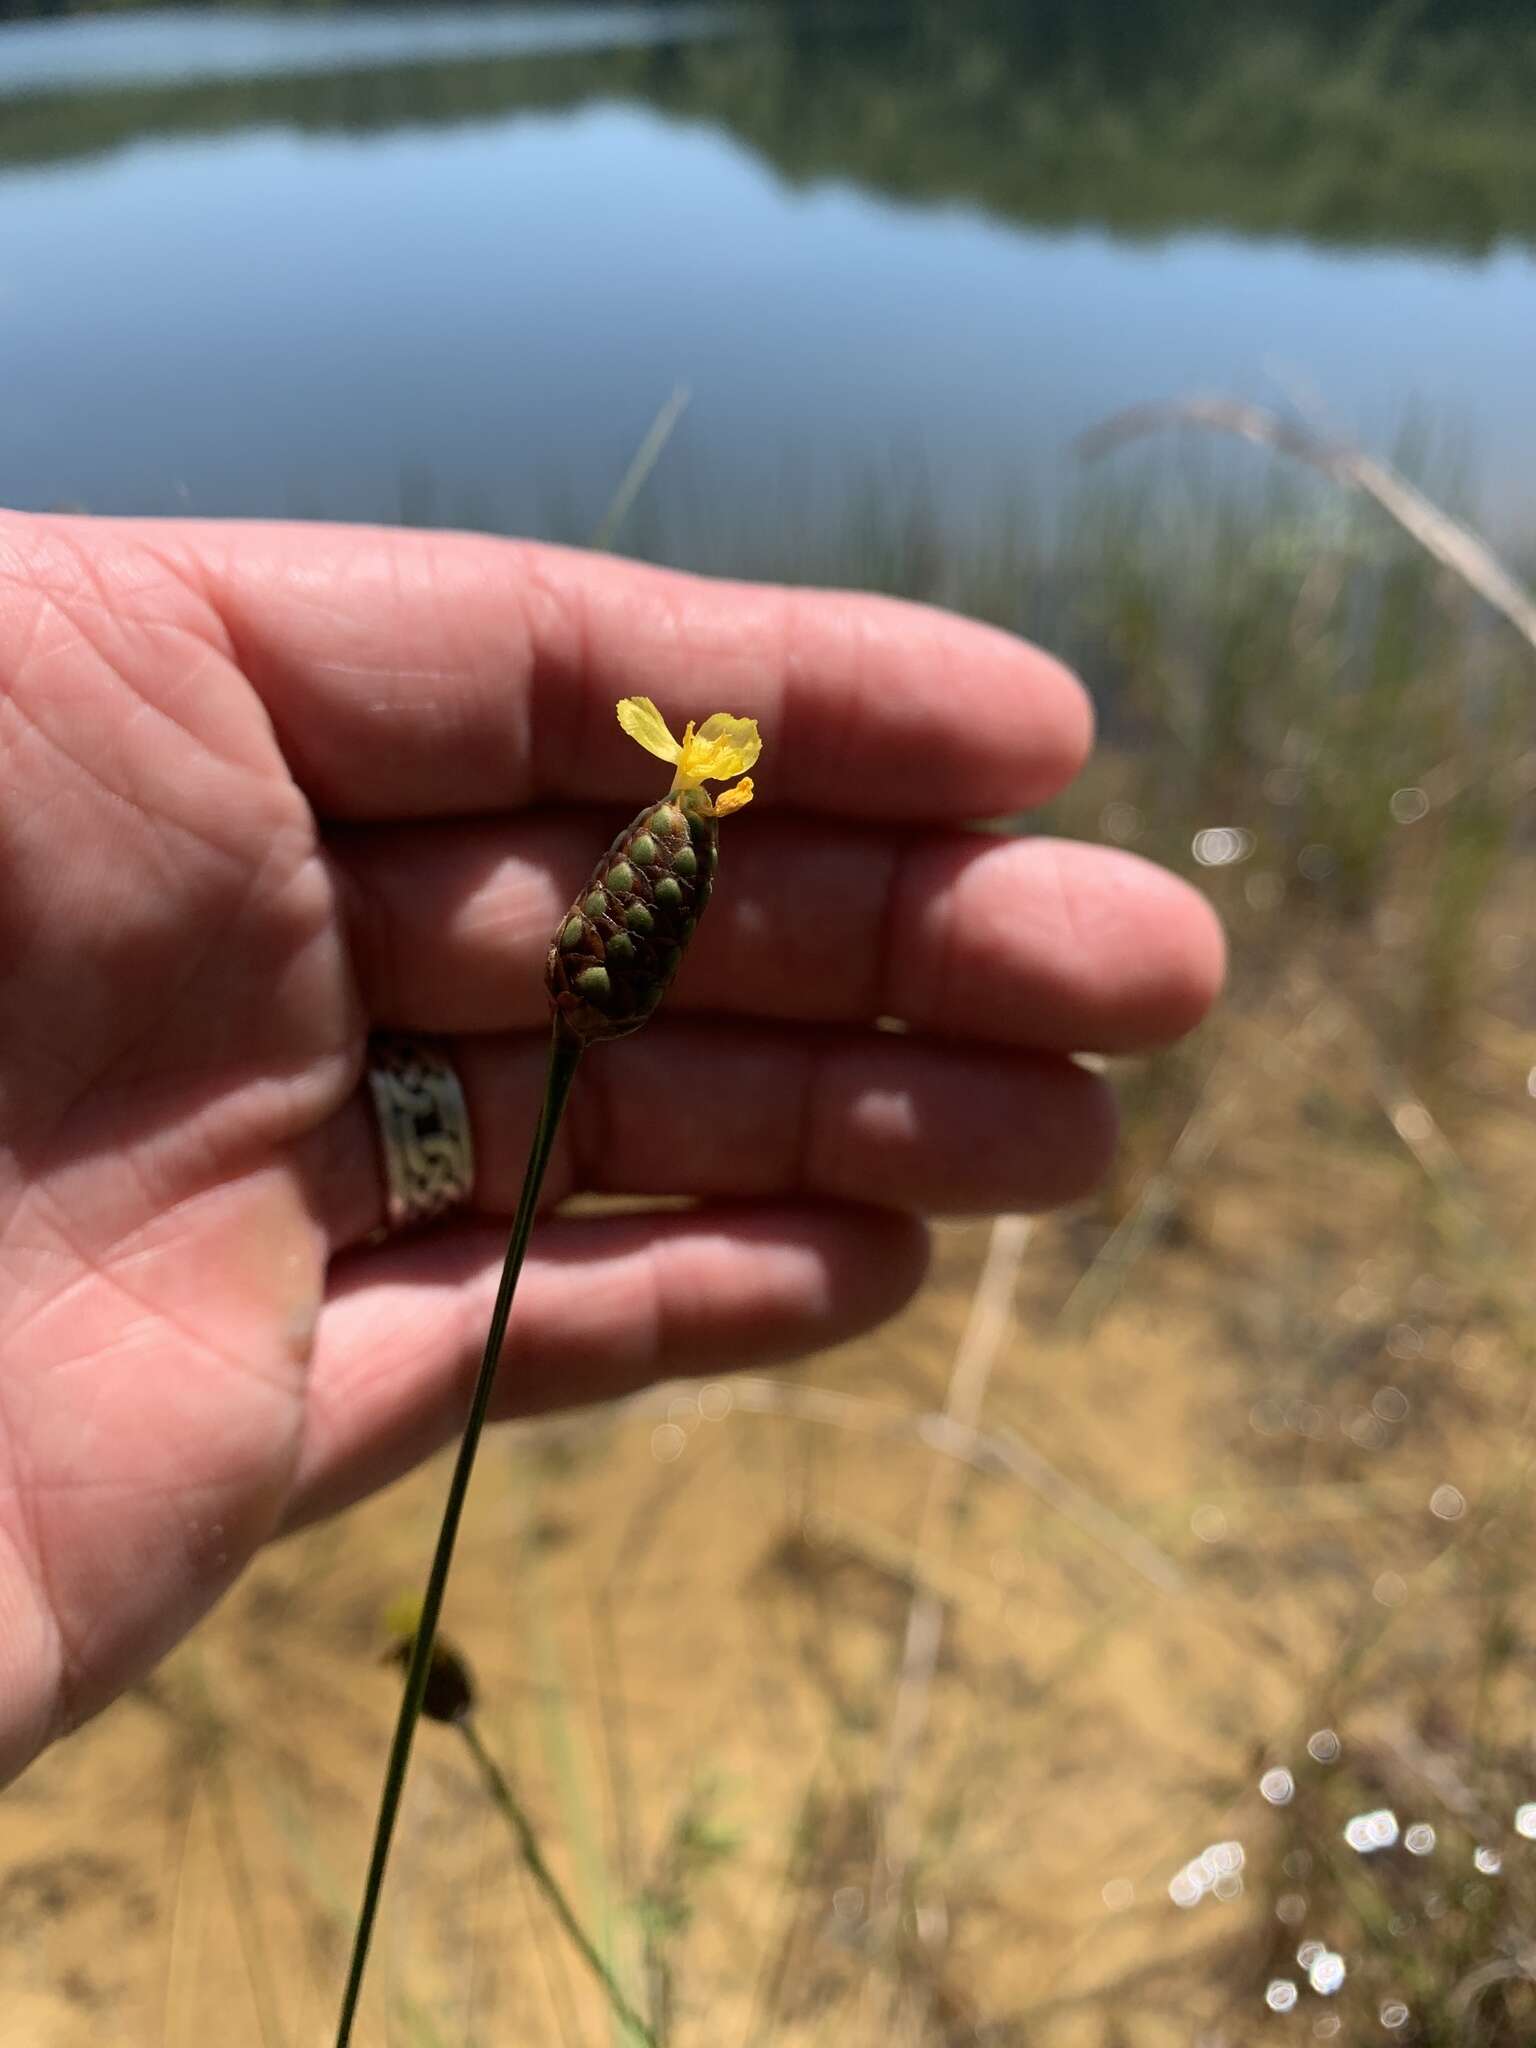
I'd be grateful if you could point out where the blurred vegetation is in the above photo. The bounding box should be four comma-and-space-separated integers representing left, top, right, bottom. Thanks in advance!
6, 0, 1536, 252
636, 445, 1535, 1075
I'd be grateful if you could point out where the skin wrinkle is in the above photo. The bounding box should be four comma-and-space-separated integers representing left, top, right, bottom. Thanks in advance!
328, 814, 572, 1024
211, 558, 365, 744
57, 861, 260, 1120
593, 1236, 667, 1382
515, 541, 599, 801
916, 828, 963, 1047
778, 1036, 822, 1199
279, 1290, 359, 1512
11, 1272, 311, 1739
18, 838, 323, 1167
643, 1220, 704, 1384
794, 1032, 834, 1205
1040, 834, 1090, 985
117, 521, 247, 649
386, 533, 513, 777
86, 622, 259, 775
869, 828, 915, 1025
371, 534, 531, 799
291, 1251, 482, 1509
86, 1029, 355, 1241
0, 578, 308, 902
111, 653, 278, 814
14, 1175, 185, 1330
324, 839, 403, 1051
0, 570, 53, 689
7, 533, 252, 781
209, 538, 497, 814
8, 1180, 313, 1414
0, 729, 286, 1007
1, 524, 128, 655
0, 546, 359, 1191
561, 1051, 614, 1212
41, 1473, 229, 1742
244, 891, 364, 1087
0, 674, 161, 842
841, 597, 907, 801
776, 583, 842, 809
0, 1162, 320, 1718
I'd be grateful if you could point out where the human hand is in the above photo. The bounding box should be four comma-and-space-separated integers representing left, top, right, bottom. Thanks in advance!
0, 512, 1222, 1780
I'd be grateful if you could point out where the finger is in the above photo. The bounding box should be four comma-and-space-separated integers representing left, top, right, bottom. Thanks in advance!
39, 516, 1093, 821
304, 1020, 1117, 1252
282, 1201, 930, 1528
331, 812, 1224, 1051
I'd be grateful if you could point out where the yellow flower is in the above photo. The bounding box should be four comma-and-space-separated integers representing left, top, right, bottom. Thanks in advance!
616, 696, 760, 814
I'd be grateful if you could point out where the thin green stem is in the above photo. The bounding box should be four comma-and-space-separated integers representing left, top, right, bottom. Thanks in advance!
458, 1718, 659, 2048
334, 1032, 583, 2048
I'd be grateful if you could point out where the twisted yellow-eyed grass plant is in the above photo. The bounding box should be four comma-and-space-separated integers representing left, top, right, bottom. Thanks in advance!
334, 699, 761, 2047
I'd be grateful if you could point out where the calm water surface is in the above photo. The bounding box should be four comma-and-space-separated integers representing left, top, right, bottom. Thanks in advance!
3, 6, 1534, 548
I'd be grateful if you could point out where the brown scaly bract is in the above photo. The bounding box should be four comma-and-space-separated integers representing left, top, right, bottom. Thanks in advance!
546, 786, 719, 1046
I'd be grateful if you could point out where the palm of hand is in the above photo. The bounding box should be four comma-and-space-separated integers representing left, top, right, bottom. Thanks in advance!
0, 542, 357, 1768
0, 512, 1222, 1782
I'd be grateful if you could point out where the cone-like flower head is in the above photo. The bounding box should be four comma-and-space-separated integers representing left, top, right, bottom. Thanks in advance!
546, 698, 763, 1046
616, 696, 759, 814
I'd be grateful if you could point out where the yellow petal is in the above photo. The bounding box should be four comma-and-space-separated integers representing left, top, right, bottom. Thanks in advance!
694, 713, 761, 777
713, 776, 754, 817
674, 712, 761, 789
616, 696, 682, 764
694, 713, 762, 770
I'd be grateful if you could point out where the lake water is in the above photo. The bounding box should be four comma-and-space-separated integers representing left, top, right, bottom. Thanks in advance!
4, 4, 1535, 552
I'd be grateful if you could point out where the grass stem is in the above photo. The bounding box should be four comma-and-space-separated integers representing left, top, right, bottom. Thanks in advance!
334, 1031, 583, 2048
457, 1718, 659, 2048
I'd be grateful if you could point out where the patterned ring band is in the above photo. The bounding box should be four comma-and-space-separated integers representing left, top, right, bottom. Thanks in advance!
366, 1034, 476, 1232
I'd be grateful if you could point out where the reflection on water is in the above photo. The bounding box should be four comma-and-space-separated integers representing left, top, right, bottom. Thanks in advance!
2, 4, 1534, 543
0, 4, 734, 97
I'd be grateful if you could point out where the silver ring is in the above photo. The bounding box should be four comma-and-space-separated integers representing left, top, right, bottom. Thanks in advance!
366, 1034, 475, 1232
